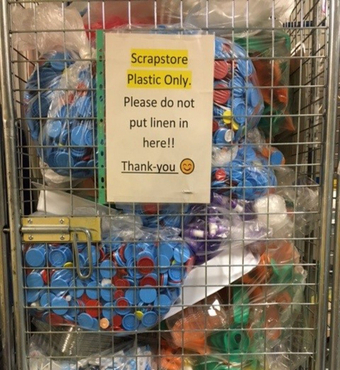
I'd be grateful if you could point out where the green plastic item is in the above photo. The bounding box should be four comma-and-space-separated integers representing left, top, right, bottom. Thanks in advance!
270, 258, 294, 284
232, 287, 250, 325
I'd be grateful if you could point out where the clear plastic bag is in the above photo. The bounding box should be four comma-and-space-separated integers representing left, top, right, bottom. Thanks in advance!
211, 143, 277, 200
164, 240, 309, 370
14, 3, 96, 181
41, 62, 96, 178
213, 37, 264, 145
24, 226, 194, 334
183, 203, 271, 264
182, 0, 295, 29
234, 30, 295, 137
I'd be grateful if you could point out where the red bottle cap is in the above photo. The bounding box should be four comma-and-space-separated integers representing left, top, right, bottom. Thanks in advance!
213, 120, 219, 133
41, 270, 49, 284
142, 203, 158, 214
114, 289, 125, 300
85, 299, 100, 318
80, 294, 91, 304
214, 60, 229, 80
114, 278, 130, 288
215, 168, 227, 181
137, 257, 154, 275
112, 315, 122, 328
140, 275, 157, 287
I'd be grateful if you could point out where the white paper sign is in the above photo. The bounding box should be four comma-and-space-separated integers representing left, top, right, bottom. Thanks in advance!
105, 33, 214, 203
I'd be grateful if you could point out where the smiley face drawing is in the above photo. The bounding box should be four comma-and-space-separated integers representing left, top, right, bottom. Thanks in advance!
180, 158, 195, 175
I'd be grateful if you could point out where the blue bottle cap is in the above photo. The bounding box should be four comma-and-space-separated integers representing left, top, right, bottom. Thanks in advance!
232, 99, 246, 125
69, 279, 85, 298
51, 296, 69, 315
61, 246, 73, 261
166, 287, 180, 301
49, 249, 67, 267
64, 314, 75, 323
124, 243, 135, 261
59, 130, 69, 145
237, 59, 254, 77
100, 284, 114, 302
82, 245, 100, 266
141, 311, 158, 328
26, 289, 41, 304
51, 278, 69, 296
51, 269, 73, 283
46, 120, 62, 139
70, 148, 87, 160
86, 281, 99, 300
84, 129, 94, 146
246, 83, 260, 108
55, 151, 73, 168
50, 53, 69, 71
40, 292, 56, 307
78, 312, 94, 329
78, 253, 87, 268
156, 255, 170, 273
173, 245, 191, 264
91, 317, 99, 331
270, 151, 284, 166
161, 272, 168, 286
99, 260, 116, 279
168, 265, 185, 282
67, 299, 80, 318
139, 286, 157, 304
213, 128, 229, 145
25, 248, 46, 268
74, 160, 88, 168
47, 151, 58, 168
102, 302, 114, 320
122, 313, 139, 331
125, 289, 138, 305
154, 294, 172, 315
115, 252, 126, 267
87, 159, 95, 168
137, 250, 155, 262
26, 272, 44, 288
71, 126, 86, 146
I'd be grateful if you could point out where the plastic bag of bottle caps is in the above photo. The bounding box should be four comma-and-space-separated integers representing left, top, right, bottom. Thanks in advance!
211, 143, 277, 200
26, 57, 96, 178
213, 37, 264, 147
23, 228, 194, 334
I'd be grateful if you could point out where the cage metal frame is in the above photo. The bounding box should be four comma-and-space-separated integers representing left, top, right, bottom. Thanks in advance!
0, 1, 339, 370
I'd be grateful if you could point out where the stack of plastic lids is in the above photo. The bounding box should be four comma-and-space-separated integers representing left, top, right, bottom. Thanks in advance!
25, 51, 96, 178
211, 144, 277, 200
24, 238, 194, 333
25, 51, 75, 141
213, 37, 264, 149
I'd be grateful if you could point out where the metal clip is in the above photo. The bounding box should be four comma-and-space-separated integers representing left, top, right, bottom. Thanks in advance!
71, 228, 93, 280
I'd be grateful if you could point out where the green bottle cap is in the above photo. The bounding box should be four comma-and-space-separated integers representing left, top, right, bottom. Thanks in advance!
270, 258, 294, 284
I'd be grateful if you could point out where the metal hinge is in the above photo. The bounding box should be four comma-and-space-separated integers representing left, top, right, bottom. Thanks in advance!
21, 217, 101, 243
21, 217, 102, 280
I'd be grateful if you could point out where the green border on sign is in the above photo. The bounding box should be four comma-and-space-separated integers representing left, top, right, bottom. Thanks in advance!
96, 30, 106, 205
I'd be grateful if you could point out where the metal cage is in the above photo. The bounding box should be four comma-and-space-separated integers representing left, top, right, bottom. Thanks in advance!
0, 1, 339, 370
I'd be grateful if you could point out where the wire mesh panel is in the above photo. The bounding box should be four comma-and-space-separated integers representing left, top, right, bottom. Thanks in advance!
0, 0, 338, 370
